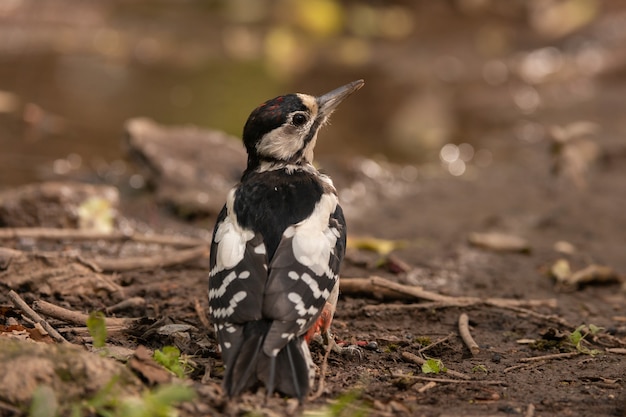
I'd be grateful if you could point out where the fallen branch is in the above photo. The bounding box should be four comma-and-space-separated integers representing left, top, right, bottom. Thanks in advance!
88, 245, 209, 272
606, 348, 626, 355
395, 374, 505, 385
519, 351, 580, 363
33, 299, 137, 327
369, 276, 557, 309
458, 313, 480, 356
57, 326, 127, 335
401, 351, 470, 380
0, 227, 208, 247
340, 277, 415, 300
8, 290, 69, 344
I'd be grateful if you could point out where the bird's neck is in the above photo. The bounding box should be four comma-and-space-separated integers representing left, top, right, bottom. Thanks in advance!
242, 156, 315, 180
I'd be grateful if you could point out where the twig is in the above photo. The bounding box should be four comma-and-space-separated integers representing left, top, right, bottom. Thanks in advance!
417, 333, 455, 354
309, 342, 333, 401
401, 351, 470, 380
370, 276, 557, 309
33, 299, 136, 327
497, 305, 573, 328
606, 348, 626, 354
416, 381, 438, 393
106, 297, 146, 314
340, 277, 415, 300
194, 298, 212, 332
363, 302, 447, 312
8, 290, 69, 344
519, 351, 580, 362
57, 326, 127, 334
504, 362, 543, 373
399, 375, 505, 385
0, 227, 208, 247
458, 313, 480, 356
88, 245, 209, 272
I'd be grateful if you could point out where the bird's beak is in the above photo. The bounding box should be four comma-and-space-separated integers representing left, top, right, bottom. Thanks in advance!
316, 79, 364, 119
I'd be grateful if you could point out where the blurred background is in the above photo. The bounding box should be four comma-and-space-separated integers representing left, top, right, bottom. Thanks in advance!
0, 0, 624, 188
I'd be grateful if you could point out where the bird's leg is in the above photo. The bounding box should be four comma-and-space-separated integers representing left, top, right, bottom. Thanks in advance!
305, 302, 362, 358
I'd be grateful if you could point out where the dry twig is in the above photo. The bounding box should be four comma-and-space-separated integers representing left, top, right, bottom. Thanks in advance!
340, 277, 415, 300
8, 290, 69, 344
458, 313, 480, 356
89, 245, 209, 272
346, 276, 556, 313
0, 227, 207, 247
399, 375, 505, 385
368, 276, 557, 309
417, 333, 455, 354
416, 381, 438, 393
309, 342, 333, 401
33, 299, 136, 327
194, 298, 212, 332
519, 351, 580, 362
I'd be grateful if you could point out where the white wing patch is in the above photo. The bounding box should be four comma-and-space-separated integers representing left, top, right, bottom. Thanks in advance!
212, 190, 255, 273
288, 193, 338, 277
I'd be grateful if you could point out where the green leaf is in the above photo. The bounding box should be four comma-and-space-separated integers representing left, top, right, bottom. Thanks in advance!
421, 358, 447, 374
87, 311, 107, 348
588, 324, 604, 335
153, 346, 186, 378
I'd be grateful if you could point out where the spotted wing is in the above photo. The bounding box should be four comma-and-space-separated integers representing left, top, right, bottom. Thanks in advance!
261, 201, 346, 356
208, 205, 269, 366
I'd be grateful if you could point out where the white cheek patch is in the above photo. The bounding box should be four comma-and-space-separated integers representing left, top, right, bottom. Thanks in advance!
256, 125, 304, 160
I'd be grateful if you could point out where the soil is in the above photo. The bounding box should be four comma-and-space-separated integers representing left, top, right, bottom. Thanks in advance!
1, 127, 626, 417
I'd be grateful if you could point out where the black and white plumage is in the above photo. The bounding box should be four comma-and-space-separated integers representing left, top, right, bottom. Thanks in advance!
208, 80, 364, 401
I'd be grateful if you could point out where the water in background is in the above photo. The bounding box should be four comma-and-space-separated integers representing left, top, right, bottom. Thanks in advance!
1, 0, 624, 187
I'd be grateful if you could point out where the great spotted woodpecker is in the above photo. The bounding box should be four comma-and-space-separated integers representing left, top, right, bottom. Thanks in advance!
208, 80, 364, 401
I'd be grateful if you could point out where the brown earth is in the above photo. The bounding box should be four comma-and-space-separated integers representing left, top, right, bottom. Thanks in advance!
1, 124, 625, 416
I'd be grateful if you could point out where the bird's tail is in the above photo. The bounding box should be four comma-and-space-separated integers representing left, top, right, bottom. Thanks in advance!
223, 320, 313, 402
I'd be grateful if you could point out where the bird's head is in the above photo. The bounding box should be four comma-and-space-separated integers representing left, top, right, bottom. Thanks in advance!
242, 80, 364, 170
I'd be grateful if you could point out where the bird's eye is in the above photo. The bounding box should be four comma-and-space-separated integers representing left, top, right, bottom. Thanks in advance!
292, 113, 308, 127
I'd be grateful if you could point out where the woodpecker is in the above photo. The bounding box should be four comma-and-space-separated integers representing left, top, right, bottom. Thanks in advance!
208, 80, 364, 401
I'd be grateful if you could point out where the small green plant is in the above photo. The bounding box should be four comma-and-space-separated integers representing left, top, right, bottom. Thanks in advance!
67, 375, 194, 417
86, 311, 107, 348
414, 336, 432, 346
472, 364, 488, 374
116, 384, 195, 417
568, 324, 603, 356
153, 346, 193, 378
303, 389, 370, 417
29, 385, 58, 417
421, 358, 447, 374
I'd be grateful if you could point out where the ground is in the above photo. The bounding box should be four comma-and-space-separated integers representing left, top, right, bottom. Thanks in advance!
1, 125, 625, 416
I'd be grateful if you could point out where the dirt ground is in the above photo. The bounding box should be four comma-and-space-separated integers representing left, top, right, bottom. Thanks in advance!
1, 121, 626, 417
